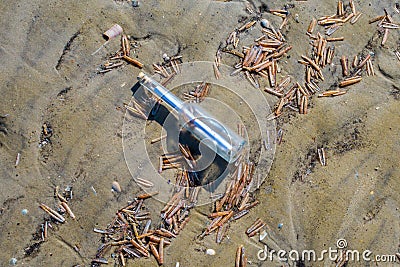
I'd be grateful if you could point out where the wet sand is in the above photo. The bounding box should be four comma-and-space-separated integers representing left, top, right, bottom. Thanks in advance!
0, 0, 399, 266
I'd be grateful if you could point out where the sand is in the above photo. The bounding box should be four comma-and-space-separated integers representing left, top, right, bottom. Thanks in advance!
0, 0, 399, 266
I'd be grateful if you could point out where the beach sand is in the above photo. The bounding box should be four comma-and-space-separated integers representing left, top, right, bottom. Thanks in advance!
0, 0, 399, 266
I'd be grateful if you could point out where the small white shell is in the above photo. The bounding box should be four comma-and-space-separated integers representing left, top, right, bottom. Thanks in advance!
206, 248, 216, 256
162, 53, 170, 62
111, 181, 122, 193
260, 19, 270, 29
9, 258, 17, 265
103, 24, 123, 40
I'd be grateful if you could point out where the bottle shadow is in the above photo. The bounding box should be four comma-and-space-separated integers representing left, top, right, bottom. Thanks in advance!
130, 82, 232, 192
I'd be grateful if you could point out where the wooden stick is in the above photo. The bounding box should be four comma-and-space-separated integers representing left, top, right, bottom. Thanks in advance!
159, 238, 164, 265
357, 54, 371, 69
122, 55, 143, 68
382, 29, 389, 46
339, 77, 362, 87
307, 18, 317, 34
326, 37, 344, 42
151, 135, 167, 144
39, 204, 65, 223
352, 55, 358, 68
340, 56, 348, 76
350, 12, 362, 24
235, 245, 242, 267
301, 55, 321, 72
149, 243, 160, 264
61, 202, 75, 219
369, 15, 385, 24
